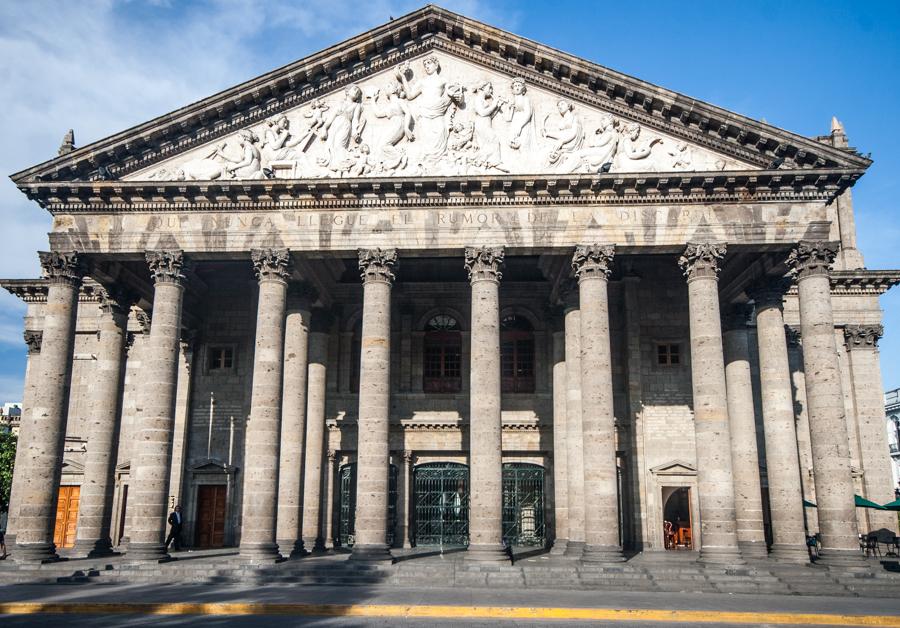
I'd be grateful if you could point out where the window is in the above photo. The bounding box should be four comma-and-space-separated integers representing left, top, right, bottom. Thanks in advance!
208, 347, 234, 371
501, 315, 535, 393
423, 315, 462, 393
657, 343, 680, 366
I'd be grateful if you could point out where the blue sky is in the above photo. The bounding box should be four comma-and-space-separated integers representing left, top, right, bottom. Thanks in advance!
0, 0, 899, 400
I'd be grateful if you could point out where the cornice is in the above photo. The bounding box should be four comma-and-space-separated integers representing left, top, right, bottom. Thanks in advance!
327, 418, 546, 432
0, 277, 104, 303
20, 169, 860, 213
10, 6, 868, 187
784, 269, 900, 296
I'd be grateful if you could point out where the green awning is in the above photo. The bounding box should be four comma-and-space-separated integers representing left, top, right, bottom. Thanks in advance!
881, 498, 900, 511
803, 499, 817, 508
855, 494, 888, 510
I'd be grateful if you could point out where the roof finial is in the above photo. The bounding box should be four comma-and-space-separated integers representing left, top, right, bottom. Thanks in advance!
831, 116, 845, 134
58, 129, 75, 155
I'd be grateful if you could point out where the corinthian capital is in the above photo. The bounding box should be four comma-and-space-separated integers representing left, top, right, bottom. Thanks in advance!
38, 251, 84, 287
678, 242, 726, 281
145, 249, 186, 285
464, 246, 504, 283
24, 330, 42, 354
98, 286, 136, 317
251, 248, 291, 283
844, 324, 883, 350
786, 241, 838, 280
358, 248, 398, 284
572, 244, 615, 281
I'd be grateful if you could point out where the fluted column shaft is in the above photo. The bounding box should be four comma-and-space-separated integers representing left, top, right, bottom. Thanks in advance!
752, 284, 808, 562
128, 250, 186, 561
563, 302, 586, 557
301, 321, 329, 551
573, 245, 623, 562
240, 249, 290, 561
276, 285, 313, 557
721, 308, 767, 559
14, 252, 82, 562
74, 289, 131, 557
550, 328, 569, 554
351, 248, 397, 561
465, 246, 507, 562
679, 243, 743, 564
788, 241, 861, 564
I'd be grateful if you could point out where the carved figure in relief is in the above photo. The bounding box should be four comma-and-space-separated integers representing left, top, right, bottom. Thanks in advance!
369, 80, 414, 173
559, 112, 620, 174
396, 57, 463, 162
317, 85, 366, 168
469, 80, 506, 170
667, 140, 693, 170
542, 99, 584, 166
166, 141, 232, 180
616, 122, 661, 171
504, 77, 534, 151
219, 130, 265, 179
261, 114, 309, 161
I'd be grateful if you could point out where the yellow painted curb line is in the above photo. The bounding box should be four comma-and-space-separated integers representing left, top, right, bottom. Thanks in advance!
1, 602, 900, 625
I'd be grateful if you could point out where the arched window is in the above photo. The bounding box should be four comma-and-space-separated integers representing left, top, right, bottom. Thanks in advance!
501, 315, 535, 393
423, 314, 462, 393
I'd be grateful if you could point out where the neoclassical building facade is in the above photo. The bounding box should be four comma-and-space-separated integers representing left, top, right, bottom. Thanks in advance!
3, 6, 898, 566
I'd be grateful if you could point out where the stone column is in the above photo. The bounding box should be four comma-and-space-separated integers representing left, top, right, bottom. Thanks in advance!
74, 287, 133, 557
678, 243, 743, 564
397, 450, 413, 548
324, 450, 337, 547
549, 325, 569, 554
787, 241, 861, 565
465, 246, 507, 562
301, 311, 330, 552
572, 245, 623, 563
844, 325, 897, 532
14, 251, 83, 562
5, 330, 43, 547
721, 305, 767, 559
127, 250, 187, 561
563, 287, 586, 558
750, 281, 809, 562
276, 282, 313, 558
239, 248, 291, 561
351, 248, 397, 561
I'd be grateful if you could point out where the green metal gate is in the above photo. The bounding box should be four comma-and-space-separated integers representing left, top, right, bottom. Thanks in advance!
502, 463, 546, 547
413, 463, 469, 546
337, 463, 397, 548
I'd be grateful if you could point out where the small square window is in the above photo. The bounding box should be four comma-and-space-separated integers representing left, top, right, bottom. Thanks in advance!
657, 343, 680, 366
208, 347, 234, 371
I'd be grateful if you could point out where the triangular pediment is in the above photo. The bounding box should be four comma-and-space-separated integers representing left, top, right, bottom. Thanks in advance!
650, 460, 697, 476
11, 5, 870, 187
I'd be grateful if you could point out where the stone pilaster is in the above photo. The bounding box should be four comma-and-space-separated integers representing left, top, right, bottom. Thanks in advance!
325, 450, 338, 548
277, 282, 314, 558
572, 244, 623, 563
750, 280, 809, 562
562, 285, 586, 558
301, 311, 330, 552
786, 241, 861, 565
351, 248, 397, 561
464, 246, 507, 562
74, 287, 133, 557
549, 323, 569, 555
396, 450, 413, 549
721, 304, 768, 559
678, 243, 743, 564
14, 252, 83, 562
127, 249, 187, 561
240, 248, 291, 561
844, 324, 897, 533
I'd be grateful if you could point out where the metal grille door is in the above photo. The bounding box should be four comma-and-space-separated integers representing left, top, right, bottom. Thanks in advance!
502, 463, 545, 547
413, 463, 469, 546
337, 463, 397, 547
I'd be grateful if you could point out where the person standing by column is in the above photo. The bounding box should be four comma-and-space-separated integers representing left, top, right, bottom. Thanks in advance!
165, 505, 183, 552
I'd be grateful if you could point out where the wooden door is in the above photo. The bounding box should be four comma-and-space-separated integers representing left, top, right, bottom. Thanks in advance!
53, 485, 80, 549
195, 484, 227, 548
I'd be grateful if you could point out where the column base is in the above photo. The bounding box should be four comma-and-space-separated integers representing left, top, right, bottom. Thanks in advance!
819, 548, 869, 569
277, 539, 307, 559
698, 545, 745, 566
563, 541, 585, 559
239, 542, 281, 562
465, 544, 509, 562
349, 544, 393, 562
74, 538, 116, 558
125, 542, 170, 562
769, 543, 810, 564
549, 538, 569, 555
302, 536, 327, 553
738, 540, 769, 560
582, 544, 625, 563
12, 542, 59, 563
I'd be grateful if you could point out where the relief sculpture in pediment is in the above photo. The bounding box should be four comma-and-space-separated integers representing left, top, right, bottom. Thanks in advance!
134, 53, 753, 181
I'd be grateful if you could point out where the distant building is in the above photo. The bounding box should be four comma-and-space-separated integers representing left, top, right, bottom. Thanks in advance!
0, 403, 21, 435
885, 389, 900, 498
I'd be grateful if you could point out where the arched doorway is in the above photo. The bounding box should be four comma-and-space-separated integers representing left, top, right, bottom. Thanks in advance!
413, 462, 469, 546
662, 486, 693, 550
502, 463, 545, 547
337, 463, 397, 547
